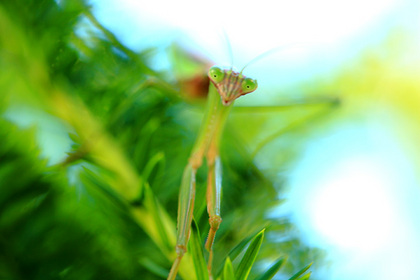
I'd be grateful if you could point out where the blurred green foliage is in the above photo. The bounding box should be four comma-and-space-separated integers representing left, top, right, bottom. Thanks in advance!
0, 0, 331, 279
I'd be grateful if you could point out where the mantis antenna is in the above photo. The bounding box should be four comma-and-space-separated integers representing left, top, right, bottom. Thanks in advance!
240, 42, 311, 74
222, 29, 234, 70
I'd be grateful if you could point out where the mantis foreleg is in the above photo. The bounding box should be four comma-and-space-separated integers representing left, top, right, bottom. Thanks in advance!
167, 153, 201, 280
205, 146, 223, 278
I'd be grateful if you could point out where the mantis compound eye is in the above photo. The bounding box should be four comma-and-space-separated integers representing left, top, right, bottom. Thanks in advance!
241, 78, 258, 94
208, 66, 225, 83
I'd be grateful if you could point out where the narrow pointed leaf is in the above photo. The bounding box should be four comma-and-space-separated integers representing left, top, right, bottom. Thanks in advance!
139, 258, 168, 278
296, 272, 311, 280
188, 219, 208, 280
142, 183, 172, 250
235, 229, 265, 280
217, 227, 265, 276
142, 151, 165, 182
227, 232, 255, 260
223, 257, 235, 280
254, 257, 286, 280
288, 262, 313, 280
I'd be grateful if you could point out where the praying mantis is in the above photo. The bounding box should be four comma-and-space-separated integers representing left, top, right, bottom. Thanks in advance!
167, 64, 258, 280
167, 48, 338, 280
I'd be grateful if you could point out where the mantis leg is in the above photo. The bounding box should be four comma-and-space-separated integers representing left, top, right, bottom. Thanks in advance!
205, 152, 222, 278
167, 154, 201, 280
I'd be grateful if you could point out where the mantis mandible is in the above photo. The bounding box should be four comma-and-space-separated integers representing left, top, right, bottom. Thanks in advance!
167, 64, 258, 280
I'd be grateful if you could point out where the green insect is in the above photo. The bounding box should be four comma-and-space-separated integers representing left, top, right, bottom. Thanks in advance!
167, 65, 258, 280
167, 47, 337, 279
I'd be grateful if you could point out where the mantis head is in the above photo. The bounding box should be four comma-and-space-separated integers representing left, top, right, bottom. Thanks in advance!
208, 66, 258, 106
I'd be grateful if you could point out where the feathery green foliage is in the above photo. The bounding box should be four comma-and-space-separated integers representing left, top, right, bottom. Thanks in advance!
0, 0, 334, 279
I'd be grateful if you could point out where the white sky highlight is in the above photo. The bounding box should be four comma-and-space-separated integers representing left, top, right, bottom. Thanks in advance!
287, 119, 420, 280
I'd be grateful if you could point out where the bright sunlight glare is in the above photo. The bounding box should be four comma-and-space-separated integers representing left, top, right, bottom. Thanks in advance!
92, 0, 401, 59
287, 117, 420, 279
309, 156, 397, 252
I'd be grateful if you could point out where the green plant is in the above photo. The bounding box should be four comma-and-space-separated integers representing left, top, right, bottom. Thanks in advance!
0, 0, 321, 279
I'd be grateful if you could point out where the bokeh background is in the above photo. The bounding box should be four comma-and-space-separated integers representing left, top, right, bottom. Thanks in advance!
1, 0, 420, 279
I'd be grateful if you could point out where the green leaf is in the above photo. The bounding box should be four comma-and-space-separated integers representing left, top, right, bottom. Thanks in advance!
139, 258, 168, 278
254, 257, 286, 280
235, 228, 265, 280
295, 272, 311, 280
143, 183, 172, 250
215, 228, 266, 277
223, 257, 235, 280
288, 262, 313, 280
227, 233, 255, 260
142, 151, 165, 182
188, 219, 208, 280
